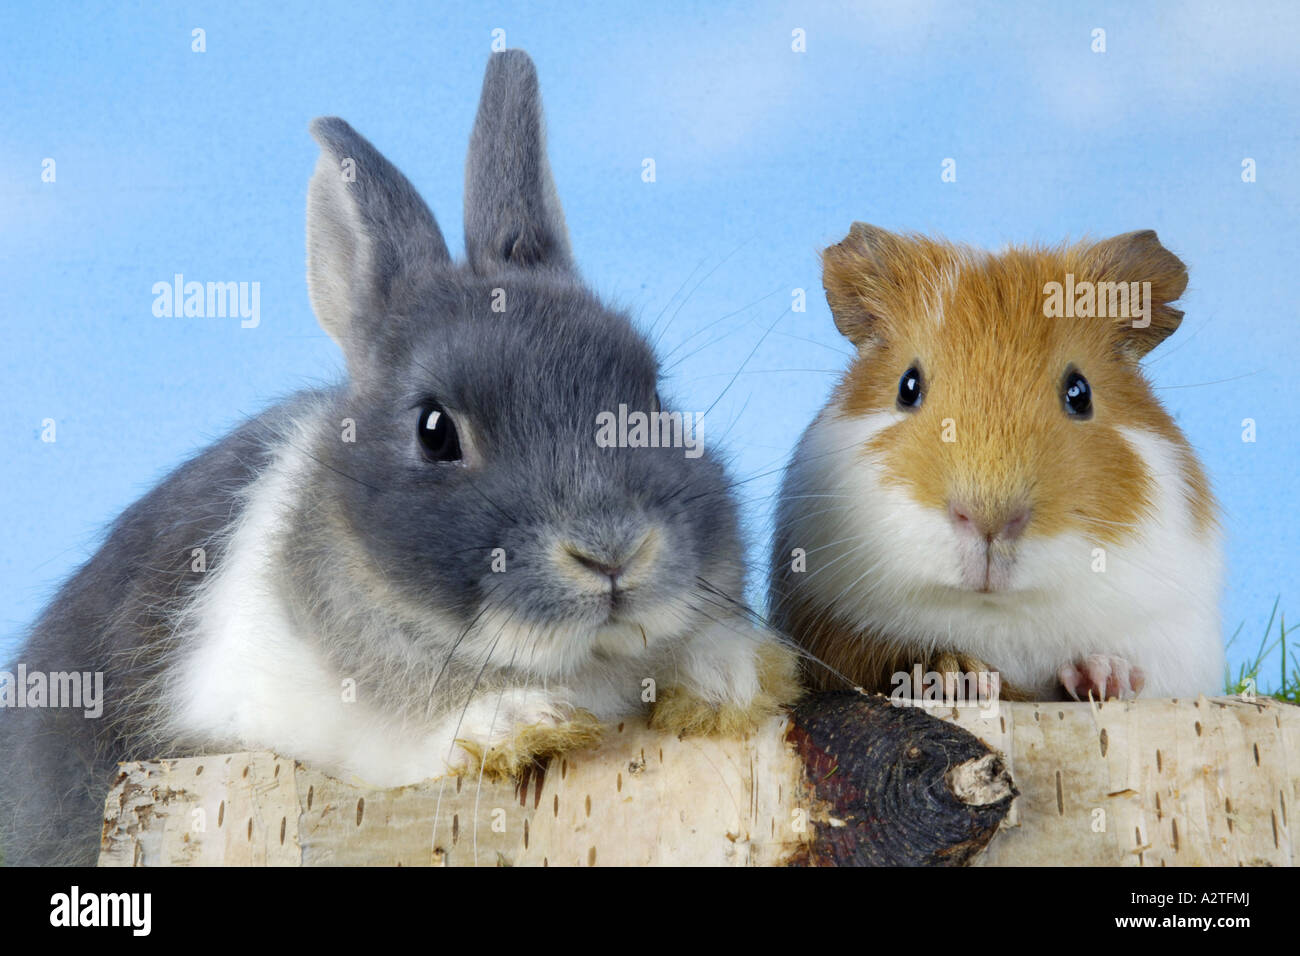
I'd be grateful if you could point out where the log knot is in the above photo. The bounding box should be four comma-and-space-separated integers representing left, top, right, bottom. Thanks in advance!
786, 692, 1018, 866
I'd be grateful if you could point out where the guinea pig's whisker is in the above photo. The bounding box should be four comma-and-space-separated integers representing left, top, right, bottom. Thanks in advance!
1140, 317, 1209, 366
1076, 545, 1206, 603
1068, 517, 1216, 594
1152, 371, 1255, 390
1072, 514, 1143, 532
815, 556, 892, 619
782, 536, 879, 587
768, 329, 855, 359
792, 531, 876, 560
762, 503, 856, 526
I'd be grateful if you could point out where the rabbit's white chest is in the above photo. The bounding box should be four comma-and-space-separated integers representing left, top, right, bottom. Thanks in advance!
163, 441, 463, 786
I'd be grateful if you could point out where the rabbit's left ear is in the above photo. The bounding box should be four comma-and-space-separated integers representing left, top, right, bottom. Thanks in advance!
464, 50, 574, 275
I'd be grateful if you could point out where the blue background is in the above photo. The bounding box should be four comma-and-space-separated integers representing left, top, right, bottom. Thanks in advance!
2, 1, 1296, 688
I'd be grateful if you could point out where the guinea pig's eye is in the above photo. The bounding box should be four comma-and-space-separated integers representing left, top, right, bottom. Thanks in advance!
1063, 370, 1093, 419
417, 403, 462, 462
897, 366, 923, 410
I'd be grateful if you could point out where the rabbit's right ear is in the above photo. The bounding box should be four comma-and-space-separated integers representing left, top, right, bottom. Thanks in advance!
307, 117, 450, 357
464, 50, 574, 275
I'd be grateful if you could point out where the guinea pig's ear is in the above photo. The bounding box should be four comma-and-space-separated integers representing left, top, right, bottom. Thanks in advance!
821, 221, 907, 347
1083, 229, 1188, 359
306, 117, 450, 360
464, 50, 574, 275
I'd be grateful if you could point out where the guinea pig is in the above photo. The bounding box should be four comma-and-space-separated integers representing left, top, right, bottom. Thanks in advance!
769, 222, 1222, 703
0, 50, 799, 866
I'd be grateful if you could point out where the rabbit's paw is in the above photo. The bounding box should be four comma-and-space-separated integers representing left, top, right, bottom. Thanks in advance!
450, 693, 603, 780
1058, 654, 1145, 701
650, 639, 803, 738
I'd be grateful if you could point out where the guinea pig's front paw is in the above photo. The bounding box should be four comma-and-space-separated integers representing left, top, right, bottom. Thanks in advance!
449, 692, 603, 780
1058, 654, 1146, 702
649, 640, 803, 738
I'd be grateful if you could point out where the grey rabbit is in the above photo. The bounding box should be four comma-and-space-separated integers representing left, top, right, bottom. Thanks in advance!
0, 50, 800, 866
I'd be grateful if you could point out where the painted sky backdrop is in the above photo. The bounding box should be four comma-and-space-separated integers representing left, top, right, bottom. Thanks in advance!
1, 1, 1297, 687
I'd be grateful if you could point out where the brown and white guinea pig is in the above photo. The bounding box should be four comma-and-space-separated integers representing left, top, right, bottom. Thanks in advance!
769, 223, 1223, 702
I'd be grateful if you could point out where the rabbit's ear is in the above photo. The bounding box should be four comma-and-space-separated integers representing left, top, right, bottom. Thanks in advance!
464, 50, 574, 274
307, 117, 450, 353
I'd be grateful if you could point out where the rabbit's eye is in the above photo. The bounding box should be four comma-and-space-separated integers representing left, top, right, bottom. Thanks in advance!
418, 403, 462, 462
897, 365, 923, 410
1063, 370, 1093, 419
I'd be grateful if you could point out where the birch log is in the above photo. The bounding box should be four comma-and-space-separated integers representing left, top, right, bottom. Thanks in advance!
97, 693, 1298, 867
97, 692, 1013, 866
946, 694, 1299, 866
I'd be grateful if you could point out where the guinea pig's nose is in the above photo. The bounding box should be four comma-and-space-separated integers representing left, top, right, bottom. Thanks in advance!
949, 501, 1032, 543
999, 508, 1032, 541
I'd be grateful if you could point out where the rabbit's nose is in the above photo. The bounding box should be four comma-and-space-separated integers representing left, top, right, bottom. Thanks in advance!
560, 528, 661, 590
567, 549, 624, 580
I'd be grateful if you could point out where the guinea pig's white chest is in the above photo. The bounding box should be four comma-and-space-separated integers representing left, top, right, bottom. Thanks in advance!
788, 410, 1223, 697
